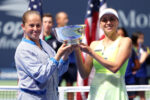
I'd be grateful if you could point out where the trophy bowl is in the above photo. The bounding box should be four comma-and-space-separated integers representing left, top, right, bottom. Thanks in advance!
53, 24, 85, 45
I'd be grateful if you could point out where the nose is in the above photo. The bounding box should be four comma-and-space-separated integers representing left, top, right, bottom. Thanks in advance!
33, 26, 38, 31
106, 20, 111, 24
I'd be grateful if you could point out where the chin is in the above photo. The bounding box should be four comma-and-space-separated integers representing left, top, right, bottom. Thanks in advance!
105, 30, 113, 34
32, 36, 39, 40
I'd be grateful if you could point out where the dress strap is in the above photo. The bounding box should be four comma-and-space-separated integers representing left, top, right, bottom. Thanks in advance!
113, 36, 122, 47
94, 40, 104, 52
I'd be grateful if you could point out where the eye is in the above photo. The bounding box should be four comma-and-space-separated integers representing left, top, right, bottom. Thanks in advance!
49, 21, 53, 24
29, 24, 34, 27
101, 18, 107, 22
110, 17, 116, 22
36, 24, 41, 28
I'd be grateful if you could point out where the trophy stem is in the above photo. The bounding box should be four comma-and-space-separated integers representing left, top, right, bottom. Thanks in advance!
66, 38, 81, 45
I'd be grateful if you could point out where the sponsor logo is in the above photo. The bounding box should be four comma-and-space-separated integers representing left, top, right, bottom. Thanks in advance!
118, 9, 150, 28
0, 0, 28, 18
0, 0, 29, 49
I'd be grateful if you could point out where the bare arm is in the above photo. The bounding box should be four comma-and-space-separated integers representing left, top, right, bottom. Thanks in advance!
133, 59, 140, 71
74, 47, 93, 79
54, 43, 72, 61
80, 38, 132, 73
91, 38, 132, 73
139, 51, 149, 64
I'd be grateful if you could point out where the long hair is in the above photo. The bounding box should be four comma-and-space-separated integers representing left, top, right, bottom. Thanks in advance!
118, 27, 128, 37
131, 31, 143, 46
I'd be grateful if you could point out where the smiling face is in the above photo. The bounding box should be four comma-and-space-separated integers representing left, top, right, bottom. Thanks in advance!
100, 14, 119, 37
22, 13, 42, 41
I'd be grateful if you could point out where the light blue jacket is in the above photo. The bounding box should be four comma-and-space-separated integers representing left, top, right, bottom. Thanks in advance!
15, 38, 69, 100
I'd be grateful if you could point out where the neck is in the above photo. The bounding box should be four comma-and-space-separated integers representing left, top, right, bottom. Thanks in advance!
57, 24, 65, 27
104, 32, 118, 42
136, 44, 140, 49
35, 40, 42, 49
44, 31, 51, 37
25, 36, 42, 49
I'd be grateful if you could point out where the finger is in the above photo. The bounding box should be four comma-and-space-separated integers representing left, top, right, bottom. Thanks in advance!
63, 45, 72, 51
68, 48, 74, 54
73, 44, 78, 48
67, 46, 74, 53
60, 43, 66, 48
63, 40, 68, 44
80, 43, 86, 45
70, 47, 74, 52
79, 44, 84, 49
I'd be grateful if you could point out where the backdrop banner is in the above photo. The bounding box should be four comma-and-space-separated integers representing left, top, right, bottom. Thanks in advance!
0, 0, 149, 69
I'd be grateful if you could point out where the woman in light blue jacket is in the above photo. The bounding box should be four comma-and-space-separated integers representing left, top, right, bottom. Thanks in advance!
15, 10, 73, 100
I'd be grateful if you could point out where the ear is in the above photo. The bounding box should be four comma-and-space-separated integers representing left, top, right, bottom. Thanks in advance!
99, 22, 102, 28
21, 24, 25, 31
116, 21, 119, 28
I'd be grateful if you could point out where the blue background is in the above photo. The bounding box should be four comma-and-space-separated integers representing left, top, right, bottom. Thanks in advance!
0, 0, 149, 69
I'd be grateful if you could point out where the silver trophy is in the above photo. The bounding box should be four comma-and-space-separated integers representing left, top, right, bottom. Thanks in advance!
53, 24, 85, 45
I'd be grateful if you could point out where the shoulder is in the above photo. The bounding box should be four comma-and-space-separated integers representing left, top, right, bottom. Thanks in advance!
16, 41, 37, 55
90, 40, 101, 49
120, 37, 132, 46
16, 41, 29, 51
118, 37, 132, 53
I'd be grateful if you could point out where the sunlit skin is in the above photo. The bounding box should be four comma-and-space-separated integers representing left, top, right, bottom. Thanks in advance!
22, 14, 42, 44
100, 14, 119, 40
74, 13, 132, 79
137, 34, 144, 46
56, 12, 74, 100
135, 34, 148, 100
56, 12, 69, 27
136, 34, 148, 64
43, 16, 53, 36
21, 13, 74, 61
17, 11, 76, 100
117, 29, 125, 37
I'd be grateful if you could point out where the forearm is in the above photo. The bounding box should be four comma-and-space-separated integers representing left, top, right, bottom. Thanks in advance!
54, 53, 61, 61
139, 52, 148, 64
75, 48, 90, 79
132, 59, 140, 71
89, 38, 131, 73
90, 51, 122, 73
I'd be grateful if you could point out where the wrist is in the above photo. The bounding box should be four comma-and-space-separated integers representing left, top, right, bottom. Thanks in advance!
61, 55, 68, 61
54, 53, 61, 61
89, 49, 94, 57
59, 58, 69, 64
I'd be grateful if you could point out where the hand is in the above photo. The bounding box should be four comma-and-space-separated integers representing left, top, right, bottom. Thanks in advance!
79, 43, 93, 55
61, 45, 76, 60
132, 71, 136, 75
55, 42, 73, 61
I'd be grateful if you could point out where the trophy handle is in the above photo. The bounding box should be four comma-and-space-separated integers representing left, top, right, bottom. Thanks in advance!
52, 28, 63, 43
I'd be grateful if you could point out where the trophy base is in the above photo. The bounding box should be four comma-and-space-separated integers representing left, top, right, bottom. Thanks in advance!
66, 39, 81, 45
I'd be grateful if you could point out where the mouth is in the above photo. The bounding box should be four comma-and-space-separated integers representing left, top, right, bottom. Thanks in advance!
105, 24, 114, 29
106, 26, 113, 30
32, 32, 37, 34
32, 32, 40, 36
